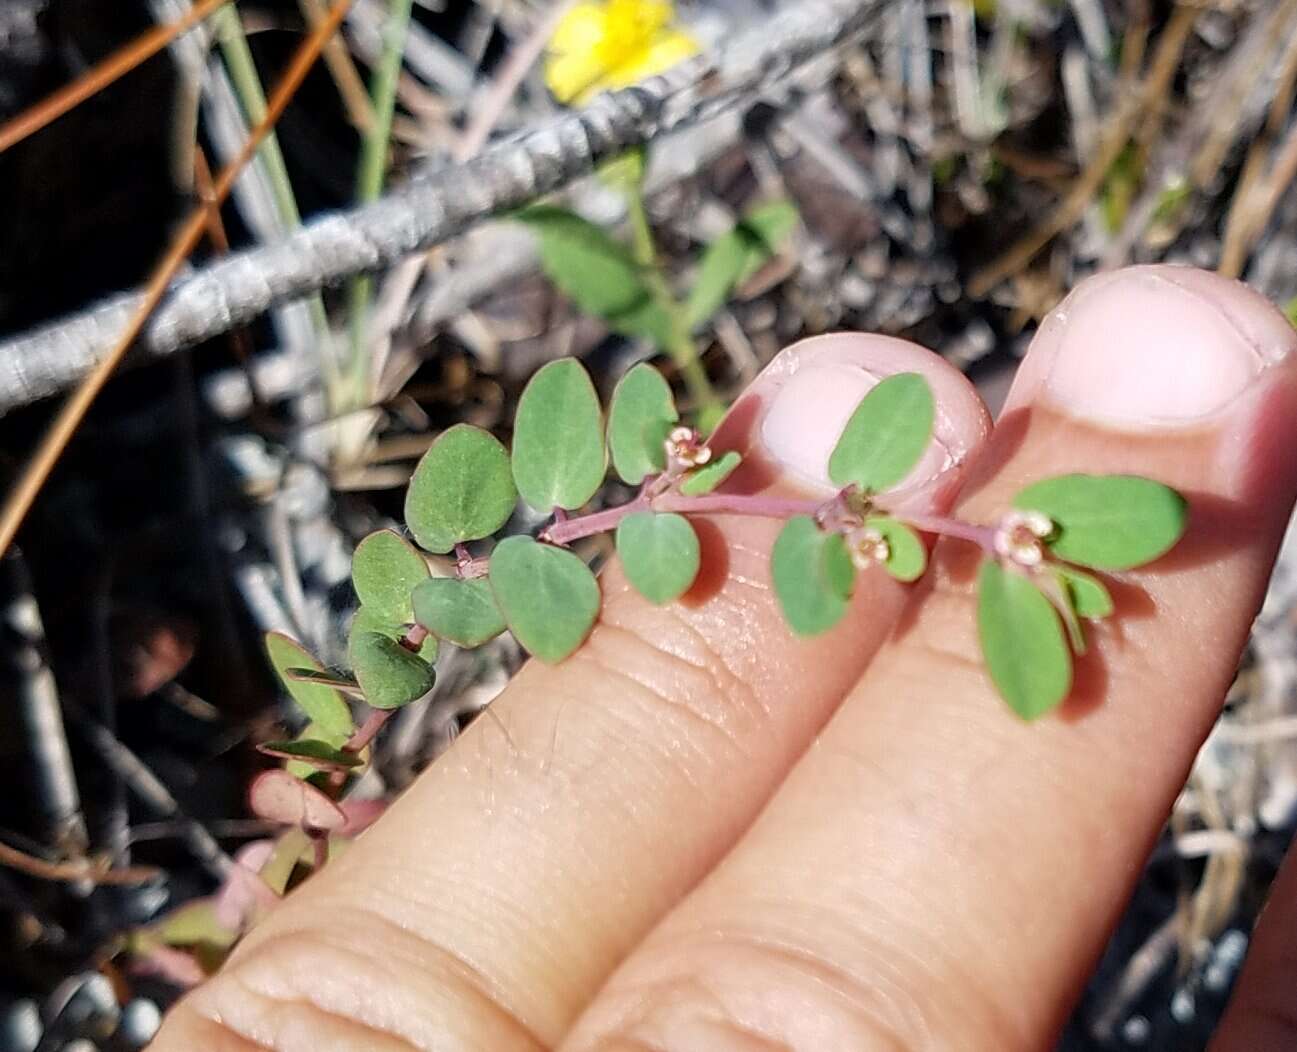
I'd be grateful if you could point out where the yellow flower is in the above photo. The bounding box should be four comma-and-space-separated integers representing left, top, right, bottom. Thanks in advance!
545, 0, 699, 106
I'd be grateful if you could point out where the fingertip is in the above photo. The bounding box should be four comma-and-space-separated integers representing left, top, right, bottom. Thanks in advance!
712, 332, 991, 506
1002, 265, 1297, 428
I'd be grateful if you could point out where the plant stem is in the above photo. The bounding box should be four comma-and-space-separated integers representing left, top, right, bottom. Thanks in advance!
536, 486, 1003, 555
346, 0, 416, 407
889, 510, 998, 554
624, 182, 723, 426
542, 491, 821, 546
345, 708, 392, 753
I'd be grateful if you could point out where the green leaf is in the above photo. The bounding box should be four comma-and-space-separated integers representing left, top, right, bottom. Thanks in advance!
616, 512, 700, 604
412, 576, 507, 648
265, 632, 353, 742
154, 901, 239, 950
512, 358, 608, 513
347, 630, 436, 710
517, 206, 671, 345
771, 516, 855, 636
865, 516, 927, 582
678, 451, 742, 496
1013, 474, 1187, 570
490, 536, 600, 662
607, 363, 678, 484
257, 739, 362, 771
977, 561, 1072, 720
352, 605, 438, 663
257, 830, 310, 896
284, 721, 346, 780
685, 201, 798, 331
828, 372, 935, 493
1056, 566, 1114, 619
405, 424, 516, 554
352, 530, 428, 622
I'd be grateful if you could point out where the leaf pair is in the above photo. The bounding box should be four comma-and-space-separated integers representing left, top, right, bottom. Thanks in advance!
977, 474, 1187, 720
349, 531, 436, 710
771, 514, 926, 636
415, 536, 600, 665
771, 372, 935, 635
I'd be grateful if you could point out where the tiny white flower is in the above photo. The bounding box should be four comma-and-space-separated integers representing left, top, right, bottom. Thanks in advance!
665, 426, 711, 470
848, 526, 890, 570
993, 509, 1054, 568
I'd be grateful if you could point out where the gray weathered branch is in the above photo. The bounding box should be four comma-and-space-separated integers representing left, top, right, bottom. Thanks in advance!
0, 0, 881, 416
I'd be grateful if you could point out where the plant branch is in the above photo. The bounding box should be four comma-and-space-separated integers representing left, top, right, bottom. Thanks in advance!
538, 487, 1005, 552
0, 0, 885, 416
345, 708, 392, 753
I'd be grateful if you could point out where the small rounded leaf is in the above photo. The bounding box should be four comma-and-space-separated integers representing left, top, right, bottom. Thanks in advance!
828, 372, 935, 493
608, 363, 678, 484
264, 633, 353, 742
512, 359, 607, 513
977, 560, 1072, 720
347, 630, 436, 710
678, 451, 742, 496
352, 530, 429, 622
490, 536, 600, 662
405, 425, 516, 554
1013, 474, 1187, 570
248, 770, 346, 831
352, 606, 438, 663
615, 512, 700, 604
771, 516, 855, 636
865, 516, 927, 582
1056, 565, 1114, 619
412, 576, 507, 648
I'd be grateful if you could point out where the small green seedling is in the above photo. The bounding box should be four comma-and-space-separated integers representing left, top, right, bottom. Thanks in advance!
254, 358, 1188, 845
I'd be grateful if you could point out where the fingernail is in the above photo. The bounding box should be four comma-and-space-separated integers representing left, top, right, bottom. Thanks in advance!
755, 334, 978, 494
1028, 266, 1297, 427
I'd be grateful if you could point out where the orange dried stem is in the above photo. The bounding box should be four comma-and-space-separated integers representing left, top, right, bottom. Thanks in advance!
0, 839, 161, 887
0, 0, 232, 155
0, 0, 354, 557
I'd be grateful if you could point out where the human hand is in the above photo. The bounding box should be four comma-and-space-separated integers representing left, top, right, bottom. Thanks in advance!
149, 265, 1297, 1051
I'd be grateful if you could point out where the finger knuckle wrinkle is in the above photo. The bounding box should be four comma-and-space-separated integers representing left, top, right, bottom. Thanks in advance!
181, 915, 546, 1052
601, 937, 939, 1052
580, 608, 768, 752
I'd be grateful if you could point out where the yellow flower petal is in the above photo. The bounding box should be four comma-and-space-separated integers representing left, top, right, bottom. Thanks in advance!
546, 3, 613, 103
604, 27, 699, 89
549, 3, 608, 55
544, 0, 698, 106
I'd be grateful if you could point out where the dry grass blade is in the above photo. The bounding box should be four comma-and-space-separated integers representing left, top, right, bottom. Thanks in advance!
0, 839, 161, 887
0, 0, 354, 557
298, 0, 375, 132
968, 6, 1196, 298
0, 0, 232, 155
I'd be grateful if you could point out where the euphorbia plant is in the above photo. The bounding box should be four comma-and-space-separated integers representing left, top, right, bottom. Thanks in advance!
149, 356, 1185, 978
255, 358, 1188, 823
